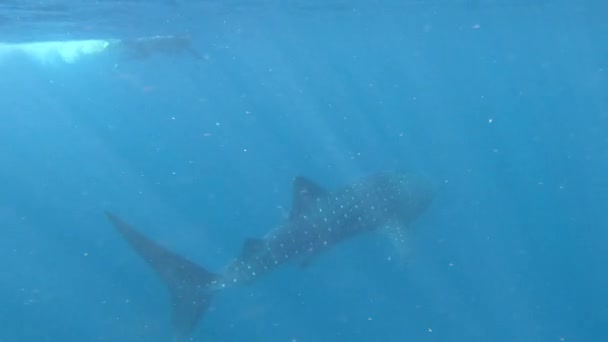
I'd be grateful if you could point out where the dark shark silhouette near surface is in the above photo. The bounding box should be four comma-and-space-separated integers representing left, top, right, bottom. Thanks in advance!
107, 35, 205, 60
105, 171, 435, 339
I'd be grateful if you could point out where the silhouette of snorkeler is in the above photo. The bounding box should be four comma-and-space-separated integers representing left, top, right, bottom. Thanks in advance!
108, 35, 205, 61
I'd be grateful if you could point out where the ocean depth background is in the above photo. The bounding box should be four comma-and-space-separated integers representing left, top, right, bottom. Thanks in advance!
0, 1, 606, 341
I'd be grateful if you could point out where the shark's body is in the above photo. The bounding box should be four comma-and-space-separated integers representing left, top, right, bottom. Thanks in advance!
106, 172, 434, 339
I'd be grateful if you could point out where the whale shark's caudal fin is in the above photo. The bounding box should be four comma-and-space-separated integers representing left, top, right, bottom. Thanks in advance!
104, 212, 218, 339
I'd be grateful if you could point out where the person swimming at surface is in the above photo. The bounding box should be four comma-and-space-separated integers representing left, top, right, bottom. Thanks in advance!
108, 35, 205, 60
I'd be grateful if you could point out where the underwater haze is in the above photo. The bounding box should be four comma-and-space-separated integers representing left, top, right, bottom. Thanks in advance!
1, 0, 607, 341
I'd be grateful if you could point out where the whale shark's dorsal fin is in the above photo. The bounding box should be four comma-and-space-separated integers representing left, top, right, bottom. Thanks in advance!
290, 176, 327, 219
104, 212, 219, 340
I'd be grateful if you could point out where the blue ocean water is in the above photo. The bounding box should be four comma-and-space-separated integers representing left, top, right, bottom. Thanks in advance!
1, 0, 607, 341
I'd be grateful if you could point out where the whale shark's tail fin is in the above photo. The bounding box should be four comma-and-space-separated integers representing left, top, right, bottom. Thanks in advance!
104, 212, 219, 340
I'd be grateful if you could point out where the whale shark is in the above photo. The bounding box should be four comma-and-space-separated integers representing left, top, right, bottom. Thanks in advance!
105, 171, 435, 339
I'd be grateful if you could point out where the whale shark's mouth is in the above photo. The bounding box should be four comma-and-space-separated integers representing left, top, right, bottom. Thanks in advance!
0, 39, 112, 64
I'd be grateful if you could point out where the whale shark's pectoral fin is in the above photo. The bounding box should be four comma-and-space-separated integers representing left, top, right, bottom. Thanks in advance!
291, 176, 328, 218
382, 224, 414, 266
104, 212, 219, 339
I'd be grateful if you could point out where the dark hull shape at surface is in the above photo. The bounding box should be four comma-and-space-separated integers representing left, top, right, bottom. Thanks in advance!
105, 172, 435, 340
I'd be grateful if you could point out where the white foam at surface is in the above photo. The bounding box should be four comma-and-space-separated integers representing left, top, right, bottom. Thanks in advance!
0, 39, 112, 64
